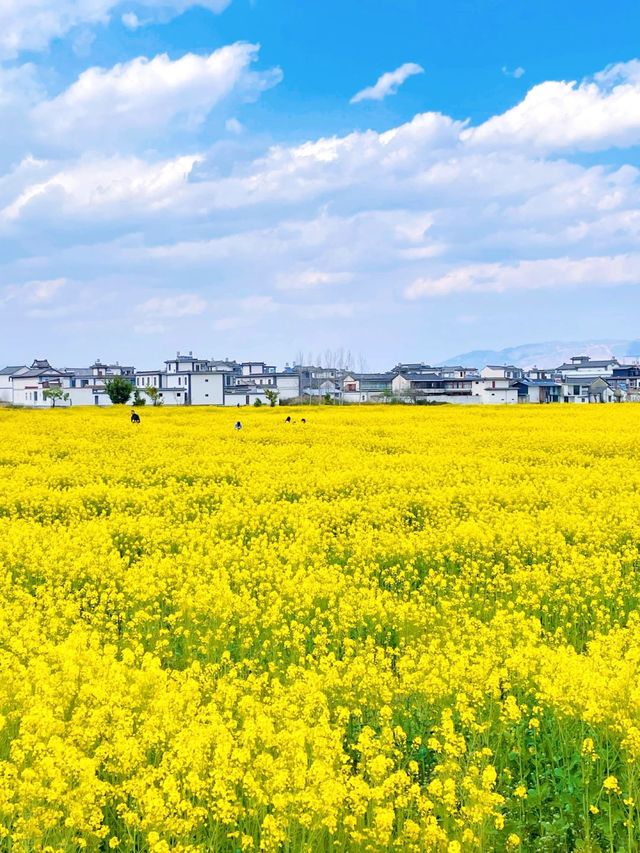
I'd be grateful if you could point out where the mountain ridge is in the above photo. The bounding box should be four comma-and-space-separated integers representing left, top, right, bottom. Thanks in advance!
443, 340, 640, 370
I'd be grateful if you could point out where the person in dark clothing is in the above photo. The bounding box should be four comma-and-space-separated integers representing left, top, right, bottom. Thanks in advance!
234, 421, 243, 430
301, 418, 306, 424
131, 410, 141, 424
285, 416, 291, 423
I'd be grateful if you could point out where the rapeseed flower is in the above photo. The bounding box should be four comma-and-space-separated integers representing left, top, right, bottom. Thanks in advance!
0, 404, 639, 850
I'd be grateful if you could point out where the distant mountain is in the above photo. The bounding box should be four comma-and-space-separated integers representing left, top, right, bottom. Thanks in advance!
444, 340, 640, 370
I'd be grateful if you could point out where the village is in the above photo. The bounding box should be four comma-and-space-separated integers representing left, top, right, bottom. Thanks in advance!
1, 351, 640, 408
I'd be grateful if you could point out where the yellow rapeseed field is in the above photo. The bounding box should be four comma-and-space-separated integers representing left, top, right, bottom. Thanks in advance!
1, 403, 640, 852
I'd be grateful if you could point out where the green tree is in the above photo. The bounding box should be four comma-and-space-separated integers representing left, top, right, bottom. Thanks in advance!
105, 377, 133, 405
253, 398, 263, 407
144, 386, 163, 406
43, 387, 70, 407
132, 389, 146, 406
264, 388, 279, 407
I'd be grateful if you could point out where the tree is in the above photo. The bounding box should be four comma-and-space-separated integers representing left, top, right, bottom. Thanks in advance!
105, 377, 133, 405
253, 398, 263, 407
43, 387, 69, 407
144, 386, 163, 406
132, 389, 146, 406
264, 388, 279, 407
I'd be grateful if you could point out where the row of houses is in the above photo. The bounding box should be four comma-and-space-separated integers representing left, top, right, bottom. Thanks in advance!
0, 353, 302, 408
342, 356, 640, 404
1, 353, 639, 408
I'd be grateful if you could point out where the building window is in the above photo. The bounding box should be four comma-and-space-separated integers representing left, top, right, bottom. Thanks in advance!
177, 392, 181, 397
34, 392, 38, 401
573, 385, 580, 395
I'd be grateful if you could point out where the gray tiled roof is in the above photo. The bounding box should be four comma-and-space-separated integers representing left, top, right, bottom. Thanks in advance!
485, 364, 521, 371
0, 365, 26, 375
400, 372, 444, 382
558, 359, 618, 370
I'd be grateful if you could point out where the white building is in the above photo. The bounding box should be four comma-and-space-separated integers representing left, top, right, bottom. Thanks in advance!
0, 359, 117, 407
557, 355, 619, 379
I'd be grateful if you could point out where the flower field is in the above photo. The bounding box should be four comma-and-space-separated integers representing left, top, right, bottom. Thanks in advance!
1, 404, 640, 852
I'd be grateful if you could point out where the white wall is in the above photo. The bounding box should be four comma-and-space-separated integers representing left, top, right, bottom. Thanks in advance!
190, 373, 224, 406
275, 374, 300, 400
479, 387, 518, 404
67, 387, 113, 407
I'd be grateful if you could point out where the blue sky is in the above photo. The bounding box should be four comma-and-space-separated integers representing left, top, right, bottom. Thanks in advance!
1, 0, 639, 369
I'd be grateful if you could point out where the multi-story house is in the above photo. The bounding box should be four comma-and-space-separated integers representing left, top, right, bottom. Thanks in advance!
392, 371, 446, 400
342, 373, 395, 403
441, 365, 480, 396
134, 354, 300, 406
611, 364, 640, 401
0, 359, 120, 407
512, 378, 563, 403
557, 355, 619, 379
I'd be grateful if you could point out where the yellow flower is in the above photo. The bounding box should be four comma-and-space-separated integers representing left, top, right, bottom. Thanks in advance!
603, 775, 621, 795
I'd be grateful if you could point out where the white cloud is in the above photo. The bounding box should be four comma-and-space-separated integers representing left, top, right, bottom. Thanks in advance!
121, 12, 142, 29
501, 66, 525, 79
0, 0, 232, 59
25, 278, 67, 303
225, 117, 244, 134
4, 57, 640, 363
276, 269, 352, 291
405, 254, 640, 298
0, 64, 43, 108
1, 154, 203, 222
464, 60, 640, 151
33, 43, 281, 149
138, 293, 207, 316
1, 277, 67, 305
351, 62, 424, 104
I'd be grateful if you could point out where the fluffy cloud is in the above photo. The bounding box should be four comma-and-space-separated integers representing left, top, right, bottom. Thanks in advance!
33, 43, 281, 149
0, 0, 232, 59
4, 56, 640, 363
501, 66, 525, 79
1, 154, 203, 222
405, 254, 640, 298
351, 62, 424, 103
275, 269, 353, 291
464, 60, 640, 151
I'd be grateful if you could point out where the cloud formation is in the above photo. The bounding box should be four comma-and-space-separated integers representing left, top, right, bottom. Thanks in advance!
33, 44, 281, 150
501, 66, 525, 79
0, 0, 232, 59
2, 54, 640, 363
406, 254, 640, 298
350, 62, 424, 103
464, 60, 640, 151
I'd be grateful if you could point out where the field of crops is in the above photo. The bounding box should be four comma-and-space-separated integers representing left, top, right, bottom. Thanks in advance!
1, 404, 640, 851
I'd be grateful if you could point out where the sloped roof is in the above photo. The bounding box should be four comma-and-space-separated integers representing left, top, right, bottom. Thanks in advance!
485, 364, 521, 370
557, 359, 618, 370
0, 365, 26, 375
347, 372, 395, 381
398, 372, 444, 382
